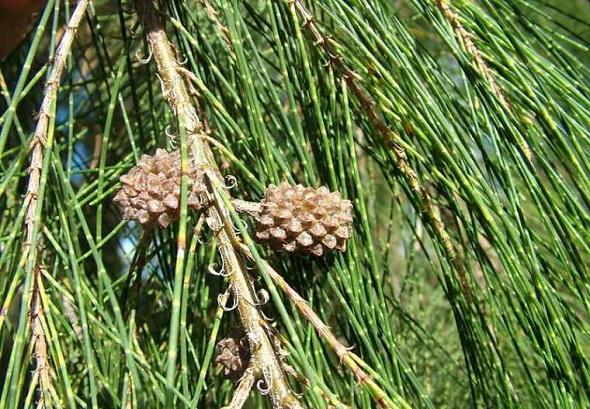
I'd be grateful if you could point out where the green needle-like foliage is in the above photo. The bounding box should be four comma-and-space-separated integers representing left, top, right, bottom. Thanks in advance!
0, 0, 588, 407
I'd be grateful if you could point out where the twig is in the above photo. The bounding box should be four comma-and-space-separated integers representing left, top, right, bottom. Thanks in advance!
199, 0, 236, 61
238, 244, 409, 409
220, 366, 257, 409
280, 363, 352, 409
436, 0, 532, 159
21, 0, 90, 405
135, 1, 302, 407
286, 0, 474, 302
231, 198, 262, 217
30, 266, 54, 408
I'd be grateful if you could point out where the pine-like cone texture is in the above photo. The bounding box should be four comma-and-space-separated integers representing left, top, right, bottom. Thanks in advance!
215, 329, 250, 380
113, 149, 206, 228
255, 183, 353, 256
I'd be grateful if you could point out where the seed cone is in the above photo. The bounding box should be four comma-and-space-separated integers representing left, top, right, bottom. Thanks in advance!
215, 329, 250, 380
255, 183, 353, 256
113, 149, 206, 228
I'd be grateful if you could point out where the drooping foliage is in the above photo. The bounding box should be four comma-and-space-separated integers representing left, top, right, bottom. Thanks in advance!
0, 0, 588, 407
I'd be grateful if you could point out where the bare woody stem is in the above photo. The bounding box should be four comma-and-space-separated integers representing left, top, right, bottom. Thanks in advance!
238, 244, 409, 409
440, 0, 509, 107
436, 0, 532, 159
20, 0, 90, 405
136, 1, 302, 407
231, 198, 262, 217
30, 266, 54, 409
287, 0, 474, 302
220, 366, 257, 409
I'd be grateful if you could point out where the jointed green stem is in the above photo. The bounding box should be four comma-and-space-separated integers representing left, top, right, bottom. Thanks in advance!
286, 0, 474, 303
238, 243, 411, 409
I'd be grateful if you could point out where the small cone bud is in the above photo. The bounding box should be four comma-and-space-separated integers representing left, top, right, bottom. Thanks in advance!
215, 328, 250, 380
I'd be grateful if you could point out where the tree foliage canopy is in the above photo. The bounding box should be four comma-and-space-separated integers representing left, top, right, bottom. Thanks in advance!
0, 0, 588, 407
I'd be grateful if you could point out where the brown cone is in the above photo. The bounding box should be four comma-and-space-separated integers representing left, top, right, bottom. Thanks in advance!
255, 183, 353, 256
215, 328, 250, 380
113, 149, 206, 228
